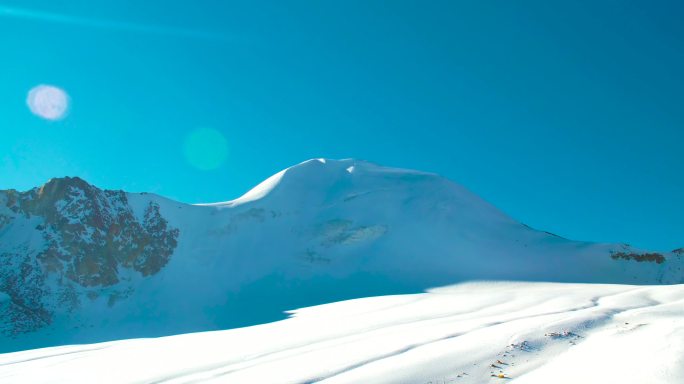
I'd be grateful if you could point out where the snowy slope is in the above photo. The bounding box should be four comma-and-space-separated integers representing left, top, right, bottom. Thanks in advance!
1, 159, 682, 352
1, 281, 682, 384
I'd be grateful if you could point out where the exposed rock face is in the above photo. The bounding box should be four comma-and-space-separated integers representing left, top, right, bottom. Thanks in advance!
0, 177, 178, 335
610, 251, 666, 264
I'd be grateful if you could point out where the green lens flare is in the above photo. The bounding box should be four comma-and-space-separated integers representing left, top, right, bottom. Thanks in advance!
183, 128, 229, 171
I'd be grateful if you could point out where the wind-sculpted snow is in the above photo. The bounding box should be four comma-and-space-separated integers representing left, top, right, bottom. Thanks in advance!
0, 159, 682, 352
0, 282, 682, 384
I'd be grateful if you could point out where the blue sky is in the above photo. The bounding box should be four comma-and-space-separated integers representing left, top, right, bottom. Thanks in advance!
1, 0, 682, 251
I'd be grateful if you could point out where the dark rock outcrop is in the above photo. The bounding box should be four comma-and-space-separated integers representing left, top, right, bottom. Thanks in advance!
0, 177, 178, 335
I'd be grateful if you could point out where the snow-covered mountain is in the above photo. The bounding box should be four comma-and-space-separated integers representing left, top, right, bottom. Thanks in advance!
1, 158, 682, 352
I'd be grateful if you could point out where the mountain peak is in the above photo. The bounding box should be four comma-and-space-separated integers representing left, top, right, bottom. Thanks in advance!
219, 158, 439, 207
39, 176, 94, 196
289, 158, 434, 176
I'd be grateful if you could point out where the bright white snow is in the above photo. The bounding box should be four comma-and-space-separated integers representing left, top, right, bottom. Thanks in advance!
1, 281, 682, 384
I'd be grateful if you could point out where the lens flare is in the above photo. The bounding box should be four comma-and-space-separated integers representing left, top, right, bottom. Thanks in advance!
183, 128, 229, 170
26, 85, 70, 120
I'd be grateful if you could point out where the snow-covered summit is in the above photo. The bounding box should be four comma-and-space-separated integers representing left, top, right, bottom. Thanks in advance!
0, 159, 682, 352
212, 158, 435, 206
218, 159, 515, 234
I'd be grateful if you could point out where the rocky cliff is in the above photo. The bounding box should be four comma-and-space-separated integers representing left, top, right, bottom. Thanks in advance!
0, 177, 178, 336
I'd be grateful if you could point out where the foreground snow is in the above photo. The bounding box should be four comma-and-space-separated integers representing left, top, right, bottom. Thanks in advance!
1, 281, 682, 383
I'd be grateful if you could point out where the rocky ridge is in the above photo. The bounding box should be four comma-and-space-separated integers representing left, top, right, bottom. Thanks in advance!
0, 177, 178, 335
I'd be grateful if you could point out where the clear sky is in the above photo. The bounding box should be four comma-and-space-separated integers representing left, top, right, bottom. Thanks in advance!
1, 1, 682, 251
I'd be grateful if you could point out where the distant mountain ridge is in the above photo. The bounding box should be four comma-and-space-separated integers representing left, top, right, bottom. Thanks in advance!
0, 159, 682, 352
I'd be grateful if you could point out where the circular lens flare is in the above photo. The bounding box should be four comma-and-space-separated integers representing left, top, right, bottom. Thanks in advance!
183, 128, 229, 171
27, 84, 70, 120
